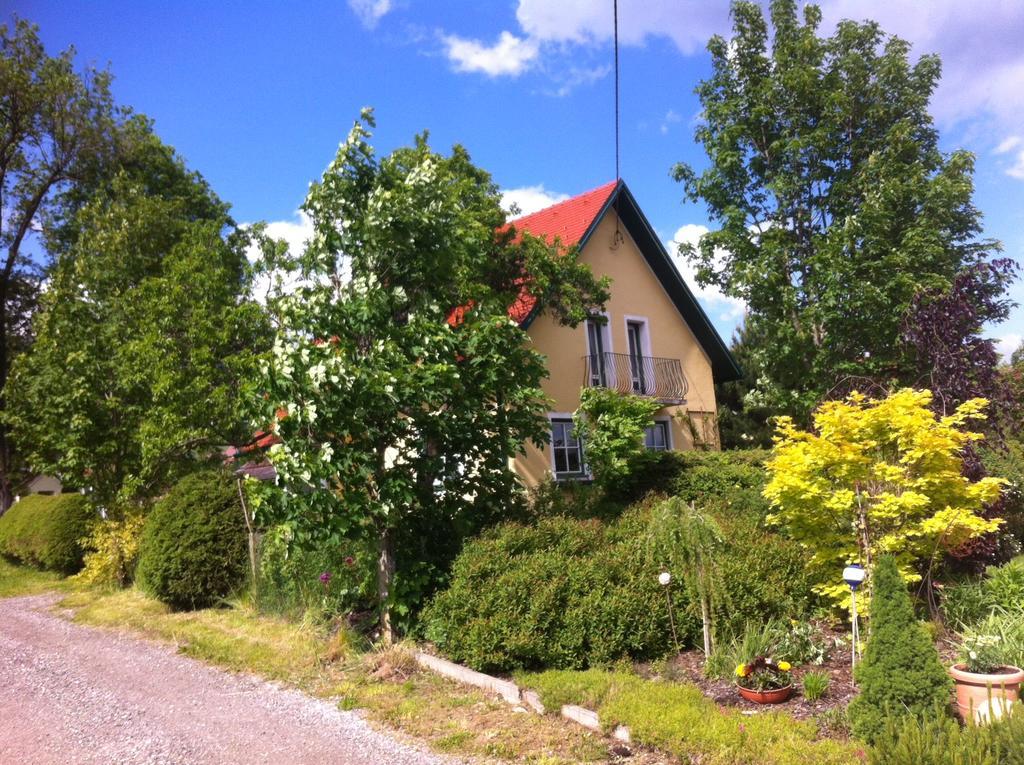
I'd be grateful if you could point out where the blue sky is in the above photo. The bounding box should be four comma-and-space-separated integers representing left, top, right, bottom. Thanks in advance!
14, 0, 1024, 357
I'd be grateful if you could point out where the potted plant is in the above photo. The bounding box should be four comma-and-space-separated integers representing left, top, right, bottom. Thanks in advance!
950, 633, 1024, 721
735, 656, 793, 703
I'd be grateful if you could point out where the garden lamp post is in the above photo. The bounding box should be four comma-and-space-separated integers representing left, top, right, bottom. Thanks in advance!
843, 564, 865, 675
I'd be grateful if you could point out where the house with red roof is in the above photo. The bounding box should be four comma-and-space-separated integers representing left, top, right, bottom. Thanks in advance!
509, 179, 740, 486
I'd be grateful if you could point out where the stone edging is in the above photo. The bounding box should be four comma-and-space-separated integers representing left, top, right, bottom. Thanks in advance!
413, 651, 631, 744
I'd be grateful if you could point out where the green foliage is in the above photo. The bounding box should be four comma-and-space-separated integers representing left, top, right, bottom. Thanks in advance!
647, 497, 725, 654
706, 620, 785, 680
422, 511, 690, 672
849, 557, 953, 743
73, 511, 146, 588
6, 131, 268, 508
869, 710, 1024, 765
0, 494, 94, 573
776, 620, 834, 666
424, 491, 813, 673
523, 478, 625, 523
943, 557, 1024, 627
520, 670, 861, 764
256, 524, 374, 621
801, 671, 830, 701
252, 110, 608, 639
572, 388, 661, 485
136, 470, 248, 610
675, 0, 1001, 418
958, 611, 1024, 673
0, 19, 125, 510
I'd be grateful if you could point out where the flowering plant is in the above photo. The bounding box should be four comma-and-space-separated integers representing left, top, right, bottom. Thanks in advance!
735, 656, 792, 691
959, 633, 1004, 674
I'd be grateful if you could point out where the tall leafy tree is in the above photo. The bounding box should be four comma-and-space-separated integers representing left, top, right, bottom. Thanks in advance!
253, 111, 608, 641
0, 19, 123, 511
674, 0, 1000, 419
5, 139, 268, 508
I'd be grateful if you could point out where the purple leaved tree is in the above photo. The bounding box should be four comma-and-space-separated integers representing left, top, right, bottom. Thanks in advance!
903, 258, 1020, 569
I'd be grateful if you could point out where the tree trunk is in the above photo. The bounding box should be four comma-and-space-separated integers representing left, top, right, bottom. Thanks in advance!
0, 283, 12, 517
377, 526, 395, 645
236, 478, 259, 586
700, 596, 712, 656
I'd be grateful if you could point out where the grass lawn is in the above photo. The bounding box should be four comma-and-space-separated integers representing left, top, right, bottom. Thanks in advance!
519, 669, 866, 765
0, 562, 619, 764
0, 557, 67, 598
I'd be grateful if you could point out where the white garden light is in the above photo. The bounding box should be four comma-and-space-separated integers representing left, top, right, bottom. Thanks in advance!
843, 564, 866, 675
658, 571, 672, 587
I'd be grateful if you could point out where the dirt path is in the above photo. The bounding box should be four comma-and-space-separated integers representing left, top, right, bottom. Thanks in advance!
0, 594, 458, 765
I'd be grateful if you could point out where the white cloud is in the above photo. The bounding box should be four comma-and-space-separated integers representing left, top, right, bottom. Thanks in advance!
815, 1, 1024, 157
244, 211, 315, 303
996, 136, 1022, 154
515, 0, 728, 55
442, 31, 539, 77
501, 185, 569, 217
667, 224, 747, 322
995, 333, 1022, 361
659, 109, 682, 135
348, 0, 392, 29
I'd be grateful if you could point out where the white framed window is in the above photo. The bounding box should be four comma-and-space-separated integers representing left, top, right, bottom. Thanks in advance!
623, 315, 651, 395
643, 419, 671, 451
549, 416, 587, 479
584, 313, 612, 388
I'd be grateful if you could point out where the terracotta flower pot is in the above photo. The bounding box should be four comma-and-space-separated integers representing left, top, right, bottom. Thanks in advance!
949, 664, 1024, 722
738, 684, 793, 704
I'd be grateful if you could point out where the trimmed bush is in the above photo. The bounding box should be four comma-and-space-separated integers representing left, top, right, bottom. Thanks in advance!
136, 470, 248, 610
422, 496, 814, 672
849, 557, 953, 743
0, 493, 94, 574
422, 506, 699, 672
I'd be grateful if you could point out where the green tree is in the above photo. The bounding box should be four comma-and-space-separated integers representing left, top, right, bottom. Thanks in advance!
848, 556, 952, 744
572, 387, 660, 486
674, 0, 1000, 419
252, 110, 608, 642
0, 19, 124, 512
5, 140, 268, 508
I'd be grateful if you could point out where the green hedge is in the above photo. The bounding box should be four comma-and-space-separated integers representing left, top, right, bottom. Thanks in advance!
136, 470, 248, 610
422, 492, 813, 672
0, 493, 94, 574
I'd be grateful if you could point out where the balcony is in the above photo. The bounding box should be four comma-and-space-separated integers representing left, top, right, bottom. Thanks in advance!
582, 352, 688, 404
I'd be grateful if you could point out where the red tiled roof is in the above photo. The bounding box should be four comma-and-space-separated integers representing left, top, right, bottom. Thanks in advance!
509, 180, 618, 248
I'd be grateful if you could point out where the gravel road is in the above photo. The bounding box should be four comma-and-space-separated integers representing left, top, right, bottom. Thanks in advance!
0, 594, 457, 765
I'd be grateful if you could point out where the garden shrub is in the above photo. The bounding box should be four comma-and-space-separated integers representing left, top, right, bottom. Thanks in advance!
848, 557, 953, 743
422, 513, 698, 672
423, 495, 814, 673
0, 493, 94, 574
74, 511, 147, 587
136, 470, 248, 610
869, 709, 1024, 765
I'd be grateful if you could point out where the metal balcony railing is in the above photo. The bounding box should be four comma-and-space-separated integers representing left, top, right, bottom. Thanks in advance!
582, 352, 688, 404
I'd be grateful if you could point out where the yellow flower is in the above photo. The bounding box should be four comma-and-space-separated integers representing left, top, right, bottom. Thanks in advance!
778, 661, 791, 672
735, 663, 747, 677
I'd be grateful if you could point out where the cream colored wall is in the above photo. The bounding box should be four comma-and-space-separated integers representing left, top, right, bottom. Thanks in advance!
513, 211, 720, 487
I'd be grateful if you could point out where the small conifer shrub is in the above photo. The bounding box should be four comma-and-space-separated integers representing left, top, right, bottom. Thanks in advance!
848, 556, 952, 743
